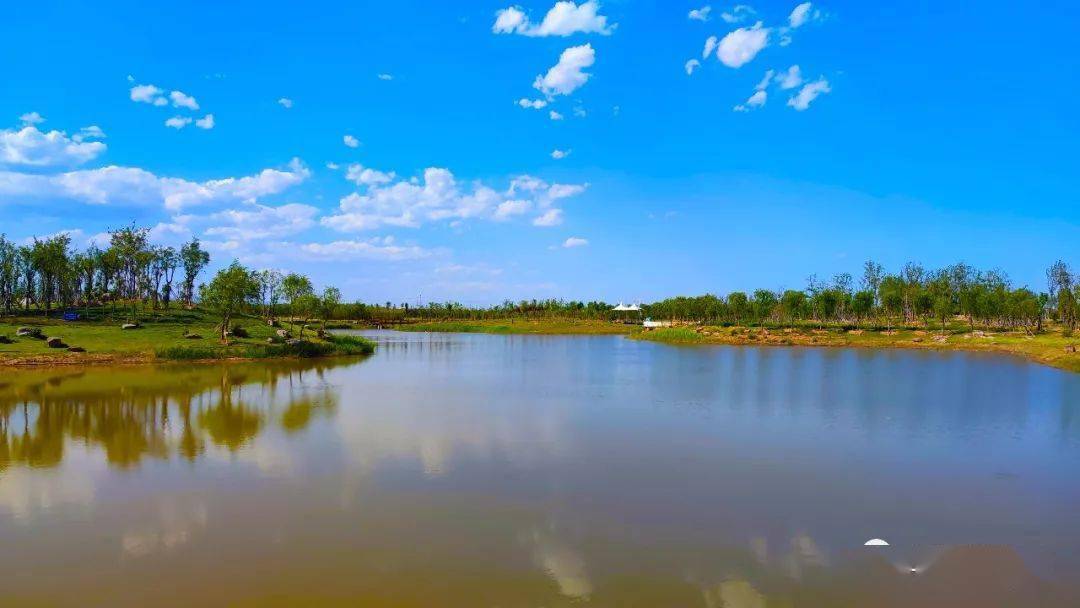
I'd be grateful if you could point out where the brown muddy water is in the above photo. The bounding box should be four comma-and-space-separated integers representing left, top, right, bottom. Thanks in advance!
1, 330, 1079, 607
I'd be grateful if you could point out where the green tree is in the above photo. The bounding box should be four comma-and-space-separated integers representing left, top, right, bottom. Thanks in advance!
321, 286, 342, 327
281, 273, 314, 321
199, 261, 260, 343
179, 238, 210, 307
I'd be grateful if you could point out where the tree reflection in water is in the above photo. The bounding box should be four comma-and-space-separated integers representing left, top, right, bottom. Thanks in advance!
0, 359, 347, 470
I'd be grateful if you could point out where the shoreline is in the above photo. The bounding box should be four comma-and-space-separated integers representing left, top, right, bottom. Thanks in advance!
631, 325, 1080, 373
395, 319, 1078, 373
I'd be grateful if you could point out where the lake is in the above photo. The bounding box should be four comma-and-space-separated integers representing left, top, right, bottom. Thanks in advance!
2, 331, 1079, 607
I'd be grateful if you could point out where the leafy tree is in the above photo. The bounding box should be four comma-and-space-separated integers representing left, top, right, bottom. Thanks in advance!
321, 286, 342, 326
281, 273, 314, 320
179, 238, 210, 307
199, 261, 260, 343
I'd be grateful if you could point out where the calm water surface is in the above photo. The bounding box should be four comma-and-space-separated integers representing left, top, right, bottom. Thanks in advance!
2, 331, 1079, 607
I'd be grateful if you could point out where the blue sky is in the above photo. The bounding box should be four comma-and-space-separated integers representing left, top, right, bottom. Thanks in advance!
2, 0, 1077, 304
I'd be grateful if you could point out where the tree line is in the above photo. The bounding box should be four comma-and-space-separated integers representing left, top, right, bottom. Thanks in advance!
334, 260, 1077, 335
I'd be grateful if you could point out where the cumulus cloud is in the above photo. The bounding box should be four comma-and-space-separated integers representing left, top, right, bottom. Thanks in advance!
321, 168, 586, 232
533, 208, 564, 226
72, 125, 106, 142
787, 77, 830, 110
19, 112, 45, 125
533, 44, 595, 97
493, 1, 613, 37
277, 97, 294, 108
343, 135, 360, 148
562, 236, 588, 248
169, 90, 199, 110
517, 98, 548, 110
377, 73, 394, 81
755, 69, 775, 90
688, 6, 712, 21
194, 114, 214, 129
296, 236, 433, 261
130, 84, 167, 106
733, 89, 767, 112
165, 116, 192, 129
716, 22, 769, 68
0, 124, 106, 168
721, 4, 756, 23
494, 199, 532, 220
549, 110, 565, 120
702, 35, 718, 59
777, 65, 803, 89
0, 158, 311, 211
202, 202, 318, 241
550, 148, 570, 159
788, 2, 819, 28
345, 163, 396, 186
685, 59, 701, 75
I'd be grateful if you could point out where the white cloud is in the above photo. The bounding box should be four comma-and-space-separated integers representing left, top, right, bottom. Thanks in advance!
377, 73, 394, 81
322, 168, 586, 231
297, 236, 433, 261
345, 163, 396, 186
169, 90, 199, 110
721, 4, 756, 23
550, 148, 570, 159
533, 43, 595, 97
493, 6, 528, 34
533, 208, 564, 227
562, 237, 588, 248
0, 158, 310, 211
685, 59, 701, 75
277, 97, 294, 108
202, 202, 318, 241
517, 98, 548, 109
0, 124, 106, 168
777, 64, 803, 89
72, 125, 106, 142
493, 1, 613, 37
19, 112, 45, 125
688, 6, 712, 21
733, 89, 767, 112
494, 199, 532, 220
716, 22, 769, 68
573, 106, 587, 117
702, 35, 718, 59
343, 135, 360, 148
549, 110, 565, 120
130, 84, 167, 106
194, 114, 214, 129
787, 77, 830, 110
325, 162, 340, 170
165, 116, 192, 129
755, 69, 774, 90
788, 2, 818, 28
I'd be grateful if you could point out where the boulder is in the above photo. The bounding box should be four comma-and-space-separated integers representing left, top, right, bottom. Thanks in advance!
121, 323, 140, 330
275, 329, 292, 339
67, 346, 86, 353
267, 319, 280, 327
46, 337, 66, 348
1066, 345, 1077, 354
184, 333, 203, 340
0, 335, 12, 344
16, 326, 43, 338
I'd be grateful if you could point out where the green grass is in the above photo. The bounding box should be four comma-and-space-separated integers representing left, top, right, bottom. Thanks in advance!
636, 327, 706, 343
0, 308, 374, 365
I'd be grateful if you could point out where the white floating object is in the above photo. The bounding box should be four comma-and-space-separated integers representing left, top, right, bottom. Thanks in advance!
864, 538, 890, 546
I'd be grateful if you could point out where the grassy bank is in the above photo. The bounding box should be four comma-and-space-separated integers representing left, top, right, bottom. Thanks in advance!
0, 309, 374, 366
399, 318, 634, 335
633, 324, 1080, 373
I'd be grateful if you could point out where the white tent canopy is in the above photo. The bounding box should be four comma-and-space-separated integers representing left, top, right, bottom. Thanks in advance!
612, 303, 641, 311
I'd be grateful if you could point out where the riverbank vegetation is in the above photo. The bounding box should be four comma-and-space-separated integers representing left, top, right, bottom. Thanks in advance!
0, 226, 372, 365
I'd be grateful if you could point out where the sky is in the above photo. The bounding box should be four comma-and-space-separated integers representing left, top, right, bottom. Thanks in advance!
1, 0, 1078, 305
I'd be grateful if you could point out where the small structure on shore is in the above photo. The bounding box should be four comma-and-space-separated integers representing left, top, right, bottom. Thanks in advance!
612, 302, 643, 325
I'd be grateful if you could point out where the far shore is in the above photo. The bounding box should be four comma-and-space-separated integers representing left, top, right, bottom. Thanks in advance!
394, 318, 1079, 373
